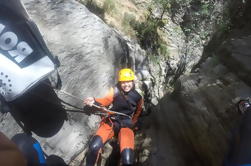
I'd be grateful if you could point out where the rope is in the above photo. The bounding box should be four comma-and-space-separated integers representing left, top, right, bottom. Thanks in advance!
50, 85, 131, 118
92, 104, 132, 119
39, 82, 133, 165
56, 89, 83, 102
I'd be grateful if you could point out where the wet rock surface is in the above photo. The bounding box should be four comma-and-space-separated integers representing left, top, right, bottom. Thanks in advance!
1, 0, 135, 163
1, 0, 251, 166
147, 57, 251, 166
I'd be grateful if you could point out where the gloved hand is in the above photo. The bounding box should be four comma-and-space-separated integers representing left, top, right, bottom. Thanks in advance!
83, 97, 95, 107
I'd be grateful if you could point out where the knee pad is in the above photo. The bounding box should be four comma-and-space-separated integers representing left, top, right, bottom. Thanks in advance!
121, 148, 134, 165
89, 135, 103, 153
86, 135, 103, 166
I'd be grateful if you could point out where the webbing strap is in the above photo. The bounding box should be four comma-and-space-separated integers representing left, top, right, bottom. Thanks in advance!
33, 142, 46, 164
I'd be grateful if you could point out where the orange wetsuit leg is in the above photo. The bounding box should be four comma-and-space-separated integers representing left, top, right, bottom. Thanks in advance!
119, 128, 135, 165
96, 121, 115, 143
118, 128, 134, 152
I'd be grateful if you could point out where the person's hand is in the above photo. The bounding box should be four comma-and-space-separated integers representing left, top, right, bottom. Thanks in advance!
83, 97, 95, 107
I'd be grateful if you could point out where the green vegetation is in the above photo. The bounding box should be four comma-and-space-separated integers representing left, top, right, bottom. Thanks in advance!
132, 11, 163, 54
180, 1, 216, 36
215, 4, 232, 34
79, 0, 231, 65
159, 43, 170, 58
103, 0, 116, 14
122, 12, 137, 36
131, 0, 170, 56
201, 3, 212, 17
122, 13, 136, 26
129, 0, 190, 59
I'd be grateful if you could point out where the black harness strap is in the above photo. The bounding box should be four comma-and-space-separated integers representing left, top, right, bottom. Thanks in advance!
116, 86, 134, 116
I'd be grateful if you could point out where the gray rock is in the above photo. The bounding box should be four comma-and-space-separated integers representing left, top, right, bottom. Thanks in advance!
0, 0, 134, 164
146, 55, 251, 166
218, 36, 251, 86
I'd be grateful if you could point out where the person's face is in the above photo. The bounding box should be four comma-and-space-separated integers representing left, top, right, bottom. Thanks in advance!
120, 81, 133, 92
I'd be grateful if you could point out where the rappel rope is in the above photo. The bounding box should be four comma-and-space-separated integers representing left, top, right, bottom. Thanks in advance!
93, 104, 132, 118
38, 83, 136, 165
54, 88, 131, 118
54, 89, 132, 166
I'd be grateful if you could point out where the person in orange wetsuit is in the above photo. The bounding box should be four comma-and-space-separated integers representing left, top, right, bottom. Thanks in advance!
83, 68, 143, 166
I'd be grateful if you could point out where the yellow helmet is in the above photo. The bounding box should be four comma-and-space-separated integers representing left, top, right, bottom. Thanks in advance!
118, 68, 135, 81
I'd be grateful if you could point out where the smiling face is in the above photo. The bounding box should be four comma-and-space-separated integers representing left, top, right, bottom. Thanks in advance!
120, 81, 134, 92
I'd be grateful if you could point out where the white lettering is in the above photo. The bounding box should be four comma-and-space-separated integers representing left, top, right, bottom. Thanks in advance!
8, 41, 33, 63
0, 22, 34, 64
0, 32, 18, 51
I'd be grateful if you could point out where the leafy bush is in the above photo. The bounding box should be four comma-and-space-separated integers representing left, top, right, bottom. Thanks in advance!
122, 12, 136, 27
130, 0, 174, 56
122, 12, 137, 36
159, 43, 170, 58
103, 0, 116, 14
215, 4, 232, 34
131, 7, 166, 55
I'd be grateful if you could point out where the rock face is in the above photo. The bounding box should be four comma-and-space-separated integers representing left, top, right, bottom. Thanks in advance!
145, 1, 251, 166
1, 0, 251, 166
23, 0, 131, 99
147, 59, 251, 166
1, 0, 145, 164
218, 36, 251, 86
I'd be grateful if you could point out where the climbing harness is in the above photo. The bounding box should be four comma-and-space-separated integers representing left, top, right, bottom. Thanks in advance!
52, 87, 131, 118
36, 82, 131, 118
36, 82, 134, 166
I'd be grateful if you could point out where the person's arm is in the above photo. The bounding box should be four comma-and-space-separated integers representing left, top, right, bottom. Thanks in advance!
83, 87, 114, 107
132, 98, 143, 124
0, 132, 27, 166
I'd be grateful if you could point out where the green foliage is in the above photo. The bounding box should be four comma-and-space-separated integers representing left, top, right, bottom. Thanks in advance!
159, 43, 170, 58
131, 7, 167, 55
217, 20, 231, 34
147, 52, 161, 64
122, 13, 137, 36
181, 1, 216, 36
168, 0, 192, 12
103, 0, 116, 14
153, 0, 171, 14
171, 0, 191, 5
201, 3, 210, 17
131, 0, 193, 56
122, 12, 136, 27
215, 5, 232, 34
